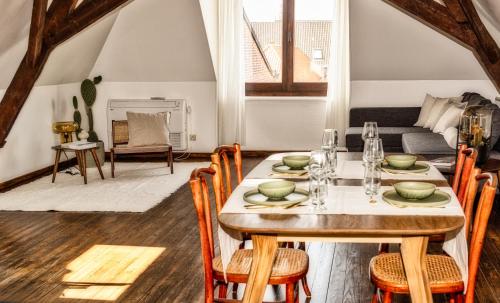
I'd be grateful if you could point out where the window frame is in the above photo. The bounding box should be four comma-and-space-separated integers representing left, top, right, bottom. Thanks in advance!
245, 0, 328, 97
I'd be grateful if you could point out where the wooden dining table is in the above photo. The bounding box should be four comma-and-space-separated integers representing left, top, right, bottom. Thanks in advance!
218, 152, 465, 303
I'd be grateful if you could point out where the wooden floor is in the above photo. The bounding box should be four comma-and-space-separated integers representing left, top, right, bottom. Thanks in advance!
0, 157, 498, 302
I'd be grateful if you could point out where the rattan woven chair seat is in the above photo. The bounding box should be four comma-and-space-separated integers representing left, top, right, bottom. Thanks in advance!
370, 253, 463, 291
213, 248, 308, 279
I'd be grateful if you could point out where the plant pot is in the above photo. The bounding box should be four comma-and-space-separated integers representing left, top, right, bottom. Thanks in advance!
86, 141, 105, 167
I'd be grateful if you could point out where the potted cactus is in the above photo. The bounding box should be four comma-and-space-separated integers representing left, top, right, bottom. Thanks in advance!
72, 75, 105, 167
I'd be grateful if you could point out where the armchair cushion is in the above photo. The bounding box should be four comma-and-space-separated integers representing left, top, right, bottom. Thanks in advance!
126, 111, 171, 147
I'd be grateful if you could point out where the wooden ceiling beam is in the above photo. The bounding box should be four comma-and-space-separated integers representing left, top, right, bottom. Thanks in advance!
44, 0, 78, 38
49, 0, 131, 47
26, 0, 48, 67
443, 0, 468, 23
385, 0, 470, 46
458, 0, 499, 63
384, 0, 500, 91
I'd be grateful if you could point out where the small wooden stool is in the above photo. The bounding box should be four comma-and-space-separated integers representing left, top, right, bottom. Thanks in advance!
52, 145, 104, 184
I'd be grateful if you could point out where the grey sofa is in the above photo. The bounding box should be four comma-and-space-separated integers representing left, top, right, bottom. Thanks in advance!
345, 107, 454, 154
346, 93, 500, 156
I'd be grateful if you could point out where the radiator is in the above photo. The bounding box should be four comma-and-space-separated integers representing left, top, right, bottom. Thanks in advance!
107, 99, 188, 151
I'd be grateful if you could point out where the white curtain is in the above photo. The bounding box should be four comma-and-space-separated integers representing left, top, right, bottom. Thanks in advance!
217, 0, 245, 145
325, 0, 350, 147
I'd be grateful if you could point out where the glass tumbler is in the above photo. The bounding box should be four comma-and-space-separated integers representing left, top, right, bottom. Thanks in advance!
363, 161, 381, 196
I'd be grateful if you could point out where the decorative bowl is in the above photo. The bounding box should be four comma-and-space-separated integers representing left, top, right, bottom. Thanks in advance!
385, 154, 417, 169
258, 181, 296, 200
393, 182, 436, 200
282, 155, 311, 170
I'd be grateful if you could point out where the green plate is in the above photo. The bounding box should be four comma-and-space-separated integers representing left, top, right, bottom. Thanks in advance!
243, 188, 310, 206
382, 189, 451, 208
381, 162, 430, 174
272, 162, 308, 175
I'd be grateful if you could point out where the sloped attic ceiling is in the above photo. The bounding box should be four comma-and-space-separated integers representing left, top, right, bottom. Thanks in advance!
0, 0, 118, 90
91, 0, 215, 82
0, 0, 214, 90
351, 0, 500, 81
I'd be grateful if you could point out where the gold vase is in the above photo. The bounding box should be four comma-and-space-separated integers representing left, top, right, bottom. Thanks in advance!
52, 121, 79, 143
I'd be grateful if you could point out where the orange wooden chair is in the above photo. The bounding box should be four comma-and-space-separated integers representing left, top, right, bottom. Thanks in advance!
369, 172, 497, 303
452, 146, 478, 205
189, 164, 310, 303
211, 143, 243, 205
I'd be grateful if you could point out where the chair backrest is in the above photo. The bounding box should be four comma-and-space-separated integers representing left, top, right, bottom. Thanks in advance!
465, 172, 497, 302
111, 120, 129, 147
211, 143, 243, 206
189, 164, 223, 302
452, 146, 478, 206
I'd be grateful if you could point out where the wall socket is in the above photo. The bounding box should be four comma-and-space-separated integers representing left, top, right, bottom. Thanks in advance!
189, 134, 197, 141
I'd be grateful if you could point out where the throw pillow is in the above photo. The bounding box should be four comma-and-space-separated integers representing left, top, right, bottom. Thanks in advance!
443, 127, 458, 149
423, 97, 450, 129
126, 111, 171, 147
414, 94, 436, 127
433, 103, 466, 134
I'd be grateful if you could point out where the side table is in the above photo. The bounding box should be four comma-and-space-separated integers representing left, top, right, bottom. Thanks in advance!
52, 144, 105, 184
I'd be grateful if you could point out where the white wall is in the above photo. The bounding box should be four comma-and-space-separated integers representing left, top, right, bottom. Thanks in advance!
58, 81, 218, 153
244, 97, 326, 150
0, 84, 75, 183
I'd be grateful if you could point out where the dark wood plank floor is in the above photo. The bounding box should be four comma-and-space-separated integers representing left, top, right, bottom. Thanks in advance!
0, 157, 498, 302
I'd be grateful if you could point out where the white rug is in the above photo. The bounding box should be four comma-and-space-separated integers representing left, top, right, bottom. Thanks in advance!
0, 162, 209, 212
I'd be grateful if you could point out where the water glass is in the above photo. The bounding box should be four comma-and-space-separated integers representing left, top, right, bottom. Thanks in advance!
363, 162, 381, 195
321, 129, 338, 178
362, 122, 379, 141
309, 150, 328, 209
309, 174, 328, 209
321, 145, 337, 178
322, 129, 338, 147
363, 138, 384, 163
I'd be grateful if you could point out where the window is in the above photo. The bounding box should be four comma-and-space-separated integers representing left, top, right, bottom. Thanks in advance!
243, 0, 334, 96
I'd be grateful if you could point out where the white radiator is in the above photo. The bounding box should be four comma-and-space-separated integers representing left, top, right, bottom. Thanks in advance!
107, 99, 188, 151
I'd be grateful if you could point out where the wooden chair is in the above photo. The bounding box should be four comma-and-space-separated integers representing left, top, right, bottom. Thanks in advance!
211, 143, 243, 205
369, 172, 497, 303
110, 120, 173, 178
189, 164, 310, 303
452, 146, 478, 205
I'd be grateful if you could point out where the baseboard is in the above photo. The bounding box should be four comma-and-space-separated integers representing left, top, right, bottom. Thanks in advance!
0, 158, 77, 193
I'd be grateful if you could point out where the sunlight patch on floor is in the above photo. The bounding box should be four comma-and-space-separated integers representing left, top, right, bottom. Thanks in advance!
60, 244, 165, 301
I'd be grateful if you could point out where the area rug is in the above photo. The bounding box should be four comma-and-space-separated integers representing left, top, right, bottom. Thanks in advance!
0, 162, 209, 212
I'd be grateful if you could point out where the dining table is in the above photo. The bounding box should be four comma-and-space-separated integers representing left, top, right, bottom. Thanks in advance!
217, 152, 466, 303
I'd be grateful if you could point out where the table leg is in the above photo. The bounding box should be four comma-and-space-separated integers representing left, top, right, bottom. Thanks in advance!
90, 148, 105, 179
401, 236, 432, 303
81, 150, 88, 184
51, 149, 62, 183
242, 235, 278, 303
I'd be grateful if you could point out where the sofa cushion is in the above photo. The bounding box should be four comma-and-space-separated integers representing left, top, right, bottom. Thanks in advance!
349, 107, 421, 127
346, 127, 431, 152
402, 133, 455, 155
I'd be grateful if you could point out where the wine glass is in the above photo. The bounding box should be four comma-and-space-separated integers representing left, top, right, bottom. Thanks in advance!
362, 122, 379, 141
363, 138, 384, 163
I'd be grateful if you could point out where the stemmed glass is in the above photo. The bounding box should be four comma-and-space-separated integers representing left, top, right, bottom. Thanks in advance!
362, 122, 379, 141
363, 138, 384, 163
321, 129, 338, 178
309, 150, 328, 210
